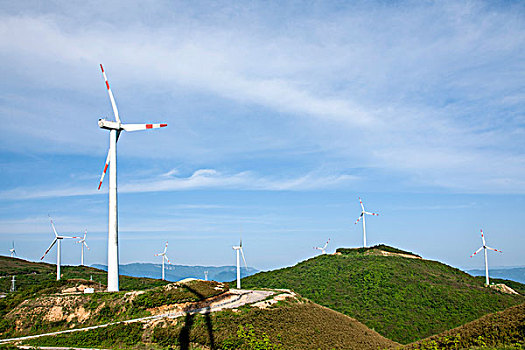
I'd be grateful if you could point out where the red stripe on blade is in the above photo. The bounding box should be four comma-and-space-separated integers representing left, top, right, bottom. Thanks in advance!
146, 124, 153, 129
100, 64, 104, 72
160, 124, 167, 127
106, 81, 110, 90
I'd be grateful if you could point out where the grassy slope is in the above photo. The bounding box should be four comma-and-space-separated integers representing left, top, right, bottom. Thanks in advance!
0, 257, 229, 339
404, 302, 525, 349
1, 279, 228, 338
27, 299, 400, 350
241, 247, 524, 344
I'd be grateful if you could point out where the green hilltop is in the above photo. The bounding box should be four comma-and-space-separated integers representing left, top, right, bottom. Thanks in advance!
241, 245, 524, 344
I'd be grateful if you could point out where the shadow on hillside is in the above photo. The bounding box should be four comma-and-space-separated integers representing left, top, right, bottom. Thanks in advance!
178, 284, 215, 350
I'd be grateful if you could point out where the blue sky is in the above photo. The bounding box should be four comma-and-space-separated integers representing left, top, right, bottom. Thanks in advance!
0, 1, 524, 272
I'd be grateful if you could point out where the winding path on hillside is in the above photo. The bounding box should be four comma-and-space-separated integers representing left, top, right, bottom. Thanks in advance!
0, 289, 274, 345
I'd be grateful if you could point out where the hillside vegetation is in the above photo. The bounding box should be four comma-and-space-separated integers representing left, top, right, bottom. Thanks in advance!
404, 302, 525, 349
26, 295, 399, 350
241, 245, 524, 344
0, 278, 228, 338
0, 256, 168, 293
0, 257, 230, 339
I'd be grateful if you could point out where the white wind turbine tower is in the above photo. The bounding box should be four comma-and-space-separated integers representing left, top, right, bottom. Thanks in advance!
470, 229, 502, 286
97, 64, 167, 292
41, 217, 79, 280
232, 238, 248, 289
204, 271, 209, 281
76, 230, 89, 266
314, 238, 330, 254
154, 241, 171, 281
9, 241, 16, 257
354, 197, 379, 247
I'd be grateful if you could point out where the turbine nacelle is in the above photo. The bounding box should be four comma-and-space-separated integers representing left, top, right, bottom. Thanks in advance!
98, 118, 121, 130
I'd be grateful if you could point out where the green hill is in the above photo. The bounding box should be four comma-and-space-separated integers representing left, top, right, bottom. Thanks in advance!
241, 245, 524, 344
404, 302, 525, 349
0, 256, 172, 338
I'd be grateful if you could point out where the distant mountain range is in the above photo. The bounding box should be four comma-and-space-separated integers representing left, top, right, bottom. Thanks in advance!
466, 267, 525, 284
91, 262, 259, 282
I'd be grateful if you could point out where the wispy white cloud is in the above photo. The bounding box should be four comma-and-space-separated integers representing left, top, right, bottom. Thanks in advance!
0, 168, 358, 200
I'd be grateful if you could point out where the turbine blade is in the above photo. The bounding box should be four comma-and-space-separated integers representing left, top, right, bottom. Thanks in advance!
164, 255, 171, 264
470, 247, 483, 258
163, 241, 168, 254
486, 247, 502, 253
121, 123, 168, 132
83, 241, 90, 250
100, 64, 121, 124
354, 214, 363, 224
240, 248, 248, 269
60, 235, 81, 239
359, 197, 365, 211
480, 229, 486, 246
323, 238, 330, 249
41, 238, 58, 260
49, 217, 59, 237
365, 211, 379, 216
98, 148, 111, 190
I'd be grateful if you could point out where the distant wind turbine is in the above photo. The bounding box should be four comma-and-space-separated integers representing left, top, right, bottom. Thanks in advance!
232, 237, 248, 289
97, 64, 167, 292
154, 241, 171, 281
76, 230, 90, 266
41, 217, 80, 280
470, 229, 502, 286
9, 241, 16, 257
314, 238, 330, 254
204, 270, 209, 281
354, 197, 379, 247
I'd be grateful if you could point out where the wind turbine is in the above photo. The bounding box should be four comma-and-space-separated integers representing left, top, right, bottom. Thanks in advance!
354, 197, 379, 247
97, 64, 167, 292
232, 238, 247, 289
9, 241, 16, 257
76, 230, 89, 266
314, 238, 330, 254
204, 270, 209, 281
154, 241, 171, 281
470, 229, 502, 286
41, 217, 79, 280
